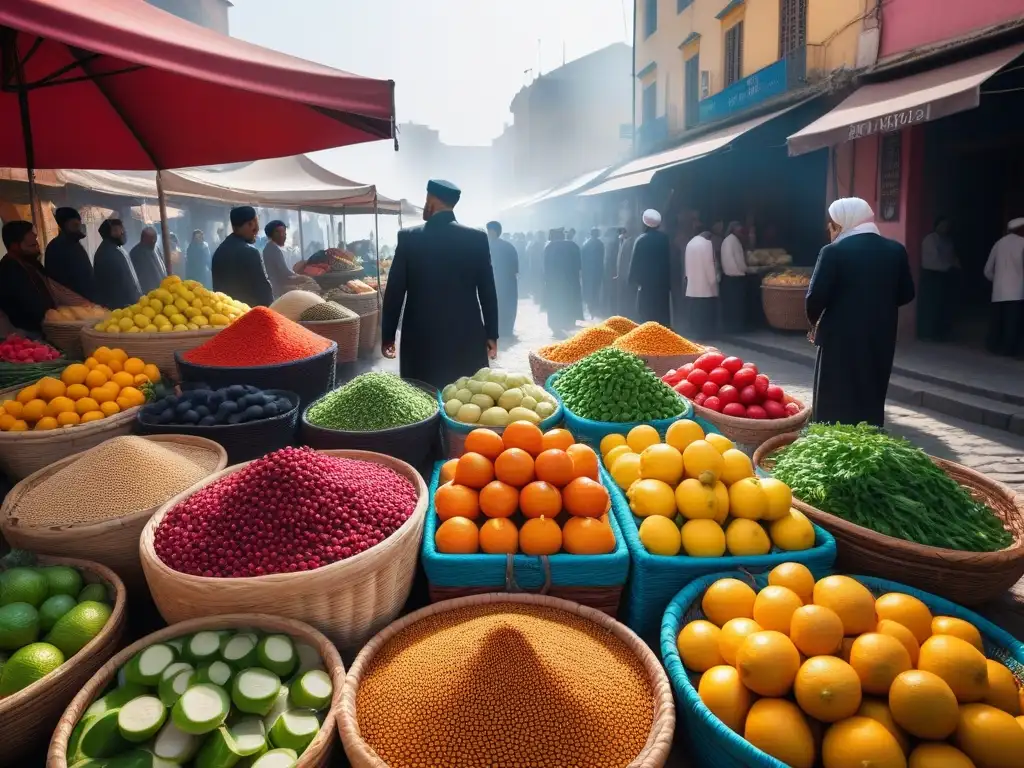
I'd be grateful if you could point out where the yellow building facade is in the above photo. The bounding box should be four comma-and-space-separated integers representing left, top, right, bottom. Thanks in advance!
635, 0, 871, 151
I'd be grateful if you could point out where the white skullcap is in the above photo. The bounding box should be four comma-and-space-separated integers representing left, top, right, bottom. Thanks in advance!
828, 198, 874, 231
642, 209, 662, 228
1008, 218, 1024, 231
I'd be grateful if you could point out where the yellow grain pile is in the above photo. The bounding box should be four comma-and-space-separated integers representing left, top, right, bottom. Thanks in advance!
612, 322, 704, 355
356, 603, 655, 767
11, 436, 221, 527
604, 316, 639, 334
537, 325, 621, 364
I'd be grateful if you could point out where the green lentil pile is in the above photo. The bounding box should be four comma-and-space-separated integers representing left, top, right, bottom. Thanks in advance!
553, 347, 688, 423
299, 301, 358, 322
306, 372, 438, 431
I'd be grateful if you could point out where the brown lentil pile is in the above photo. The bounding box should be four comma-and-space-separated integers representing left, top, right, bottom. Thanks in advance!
11, 436, 221, 527
356, 603, 655, 767
612, 322, 703, 355
604, 316, 639, 334
537, 324, 621, 364
299, 301, 359, 322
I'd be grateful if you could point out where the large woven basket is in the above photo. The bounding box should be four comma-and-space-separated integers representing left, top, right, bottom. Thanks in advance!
314, 268, 366, 291
81, 325, 220, 382
754, 432, 1024, 605
528, 348, 568, 386
41, 319, 93, 358
300, 316, 360, 364
0, 556, 126, 767
338, 593, 675, 767
330, 290, 380, 317
48, 613, 344, 768
0, 435, 227, 589
139, 449, 429, 652
692, 395, 811, 451
761, 284, 810, 331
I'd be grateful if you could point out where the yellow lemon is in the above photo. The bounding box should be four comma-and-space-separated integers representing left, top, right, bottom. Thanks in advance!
604, 444, 633, 469
742, 699, 814, 768
675, 478, 719, 520
849, 632, 913, 696
626, 424, 660, 454
141, 306, 156, 319
698, 665, 751, 734
209, 314, 230, 327
143, 324, 159, 333
735, 630, 800, 697
172, 324, 189, 332
794, 655, 862, 722
639, 443, 683, 485
704, 432, 734, 454
857, 699, 910, 755
118, 316, 135, 331
638, 515, 681, 556
21, 399, 47, 423
665, 418, 704, 452
718, 617, 762, 665
676, 620, 724, 672
610, 452, 642, 491
876, 619, 921, 666
103, 323, 121, 333
813, 575, 877, 636
57, 411, 80, 427
627, 478, 676, 518
918, 634, 988, 703
769, 508, 816, 551
983, 659, 1021, 715
681, 519, 726, 557
875, 593, 933, 645
728, 477, 768, 520
37, 377, 66, 401
712, 481, 729, 524
931, 615, 984, 651
955, 703, 1024, 768
682, 440, 724, 483
822, 716, 906, 768
908, 744, 977, 768
599, 433, 626, 457
725, 519, 771, 556
33, 416, 58, 431
767, 562, 815, 603
890, 670, 960, 740
759, 477, 793, 521
790, 605, 844, 656
752, 585, 803, 634
16, 384, 39, 404
719, 449, 753, 485
702, 578, 757, 627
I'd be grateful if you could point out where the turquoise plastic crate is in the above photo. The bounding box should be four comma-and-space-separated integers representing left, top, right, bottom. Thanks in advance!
661, 571, 1024, 768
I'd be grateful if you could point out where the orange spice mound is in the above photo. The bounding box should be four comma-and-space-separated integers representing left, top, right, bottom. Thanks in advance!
612, 322, 703, 356
604, 315, 640, 334
355, 603, 655, 768
538, 324, 621, 364
183, 306, 332, 366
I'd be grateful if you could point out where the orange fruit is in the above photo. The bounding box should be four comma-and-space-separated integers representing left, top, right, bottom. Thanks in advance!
566, 443, 600, 480
118, 386, 146, 407
541, 428, 575, 452
534, 449, 575, 487
16, 384, 39, 404
34, 416, 58, 431
479, 518, 518, 554
134, 373, 151, 386
123, 357, 146, 376
434, 482, 480, 521
494, 447, 535, 487
56, 411, 80, 427
519, 481, 562, 519
21, 399, 47, 423
8, 419, 28, 431
80, 410, 105, 424
464, 428, 505, 461
92, 346, 112, 364
66, 383, 89, 401
75, 397, 100, 416
99, 401, 120, 417
109, 347, 128, 363
142, 364, 161, 382
37, 377, 66, 401
563, 517, 615, 554
519, 516, 562, 555
502, 420, 544, 457
91, 385, 117, 404
60, 363, 89, 386
46, 396, 76, 417
111, 371, 136, 389
84, 369, 108, 389
94, 364, 114, 380
434, 516, 479, 554
479, 480, 519, 519
453, 452, 495, 489
2, 400, 22, 419
562, 476, 610, 518
105, 358, 123, 373
439, 458, 458, 484
83, 356, 99, 370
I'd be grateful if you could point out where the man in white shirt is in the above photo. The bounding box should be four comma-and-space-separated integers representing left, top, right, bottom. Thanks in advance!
684, 229, 718, 337
983, 218, 1024, 356
918, 216, 959, 341
719, 221, 747, 333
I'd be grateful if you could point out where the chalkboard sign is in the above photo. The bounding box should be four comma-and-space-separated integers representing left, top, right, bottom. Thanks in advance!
879, 133, 902, 222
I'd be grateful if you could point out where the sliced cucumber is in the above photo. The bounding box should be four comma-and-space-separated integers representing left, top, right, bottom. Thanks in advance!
158, 668, 195, 708
171, 683, 230, 735
250, 749, 298, 768
195, 724, 245, 768
268, 709, 319, 753
152, 719, 201, 763
117, 695, 167, 743
288, 670, 332, 711
159, 661, 194, 682
197, 660, 234, 688
256, 635, 295, 678
230, 718, 268, 757
186, 631, 223, 664
124, 644, 177, 686
85, 684, 149, 718
232, 668, 282, 716
106, 749, 180, 768
221, 633, 259, 669
261, 688, 291, 733
291, 643, 322, 678
116, 666, 127, 688
79, 708, 128, 758
167, 637, 186, 654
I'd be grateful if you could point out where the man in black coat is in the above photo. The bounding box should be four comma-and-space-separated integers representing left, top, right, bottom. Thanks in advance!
94, 219, 143, 310
45, 207, 97, 304
0, 221, 56, 332
629, 209, 672, 325
382, 180, 499, 389
129, 227, 167, 294
212, 206, 274, 307
581, 227, 605, 319
486, 221, 519, 339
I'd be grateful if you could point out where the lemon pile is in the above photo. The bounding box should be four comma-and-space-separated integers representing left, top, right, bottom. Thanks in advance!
93, 276, 249, 334
679, 565, 1024, 768
599, 421, 813, 557
0, 347, 158, 431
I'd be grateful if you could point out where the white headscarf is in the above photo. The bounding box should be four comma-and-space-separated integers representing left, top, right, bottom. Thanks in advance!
828, 197, 880, 243
642, 209, 662, 228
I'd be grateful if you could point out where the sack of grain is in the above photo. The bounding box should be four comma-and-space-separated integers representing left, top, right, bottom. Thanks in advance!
270, 290, 326, 321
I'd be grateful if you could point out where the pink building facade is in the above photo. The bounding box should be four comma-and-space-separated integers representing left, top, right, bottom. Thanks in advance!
879, 0, 1024, 59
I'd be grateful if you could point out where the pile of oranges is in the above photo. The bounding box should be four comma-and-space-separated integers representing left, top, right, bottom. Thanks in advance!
0, 347, 159, 431
433, 422, 615, 557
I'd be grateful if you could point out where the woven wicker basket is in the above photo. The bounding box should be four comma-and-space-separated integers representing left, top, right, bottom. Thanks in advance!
637, 351, 702, 378
139, 450, 428, 652
47, 613, 344, 768
300, 316, 360, 364
0, 435, 227, 589
753, 432, 1024, 605
692, 395, 811, 450
528, 349, 569, 386
81, 325, 220, 382
0, 556, 126, 767
330, 290, 380, 317
338, 593, 675, 767
356, 310, 379, 354
41, 319, 93, 358
761, 284, 811, 331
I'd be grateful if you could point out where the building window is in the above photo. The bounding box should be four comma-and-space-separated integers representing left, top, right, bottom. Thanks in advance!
684, 55, 699, 129
678, 0, 694, 11
724, 22, 744, 86
645, 0, 658, 38
779, 0, 807, 57
642, 82, 657, 124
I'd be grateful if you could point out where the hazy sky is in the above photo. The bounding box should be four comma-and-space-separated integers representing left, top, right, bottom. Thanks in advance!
232, 0, 633, 146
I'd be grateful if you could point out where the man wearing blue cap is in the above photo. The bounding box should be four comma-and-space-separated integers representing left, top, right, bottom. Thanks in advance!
381, 179, 499, 388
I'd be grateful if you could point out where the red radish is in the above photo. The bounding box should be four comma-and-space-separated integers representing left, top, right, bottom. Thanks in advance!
687, 368, 709, 388
723, 402, 747, 417
693, 392, 708, 406
663, 369, 686, 385
703, 396, 722, 412
676, 380, 698, 399
739, 385, 759, 406
764, 385, 785, 402
742, 362, 759, 374
784, 402, 802, 416
695, 352, 725, 372
732, 368, 756, 390
746, 404, 768, 419
701, 381, 719, 397
718, 385, 739, 406
754, 374, 770, 396
708, 367, 732, 387
763, 400, 787, 419
722, 356, 744, 374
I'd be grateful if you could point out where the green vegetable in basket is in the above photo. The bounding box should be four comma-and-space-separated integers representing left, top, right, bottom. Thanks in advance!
552, 348, 688, 423
306, 372, 437, 431
771, 423, 1013, 552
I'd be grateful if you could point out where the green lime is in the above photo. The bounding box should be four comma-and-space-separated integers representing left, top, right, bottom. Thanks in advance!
0, 642, 64, 695
77, 583, 109, 604
45, 600, 111, 657
0, 602, 40, 650
39, 594, 78, 631
0, 568, 49, 608
41, 566, 83, 598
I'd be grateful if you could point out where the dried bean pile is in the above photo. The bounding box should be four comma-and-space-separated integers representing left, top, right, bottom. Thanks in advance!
182, 307, 332, 367
356, 603, 655, 767
154, 446, 419, 577
299, 301, 358, 322
306, 373, 436, 432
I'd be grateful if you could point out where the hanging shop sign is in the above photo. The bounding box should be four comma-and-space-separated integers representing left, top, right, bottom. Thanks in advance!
699, 57, 788, 124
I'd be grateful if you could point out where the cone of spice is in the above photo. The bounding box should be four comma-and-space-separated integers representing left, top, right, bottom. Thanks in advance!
182, 307, 332, 367
537, 325, 621, 364
612, 322, 703, 355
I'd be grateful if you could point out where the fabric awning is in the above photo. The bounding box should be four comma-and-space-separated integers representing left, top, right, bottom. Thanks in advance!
580, 168, 660, 196
787, 44, 1024, 156
530, 167, 610, 203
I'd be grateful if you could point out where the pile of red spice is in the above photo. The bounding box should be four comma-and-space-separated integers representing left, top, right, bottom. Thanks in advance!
154, 446, 419, 578
183, 306, 333, 367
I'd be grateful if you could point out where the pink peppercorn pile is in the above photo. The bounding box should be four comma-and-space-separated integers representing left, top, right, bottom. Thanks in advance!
154, 446, 418, 578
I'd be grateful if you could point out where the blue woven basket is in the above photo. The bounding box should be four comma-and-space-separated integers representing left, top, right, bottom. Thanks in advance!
436, 390, 563, 459
545, 371, 693, 448
422, 461, 631, 616
661, 571, 1024, 768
